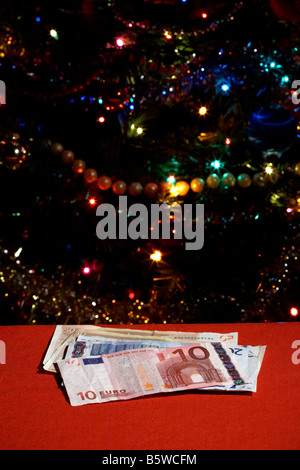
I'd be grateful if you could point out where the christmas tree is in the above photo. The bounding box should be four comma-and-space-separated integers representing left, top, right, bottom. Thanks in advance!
0, 0, 299, 325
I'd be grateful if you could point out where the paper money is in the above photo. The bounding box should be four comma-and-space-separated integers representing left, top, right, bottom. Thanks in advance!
199, 345, 266, 392
57, 342, 247, 406
43, 324, 238, 372
65, 335, 191, 359
64, 337, 266, 393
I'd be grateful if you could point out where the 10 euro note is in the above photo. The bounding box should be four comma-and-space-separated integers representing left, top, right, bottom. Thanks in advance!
57, 342, 248, 406
64, 337, 266, 392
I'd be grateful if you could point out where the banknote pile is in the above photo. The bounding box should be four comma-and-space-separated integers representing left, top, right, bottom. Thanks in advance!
43, 325, 266, 406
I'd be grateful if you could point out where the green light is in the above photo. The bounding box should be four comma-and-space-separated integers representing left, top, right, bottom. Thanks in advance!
211, 160, 221, 170
167, 175, 176, 184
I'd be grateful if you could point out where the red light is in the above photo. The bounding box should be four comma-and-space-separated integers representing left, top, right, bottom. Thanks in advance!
98, 116, 105, 123
225, 137, 231, 145
89, 198, 97, 206
202, 13, 208, 19
83, 266, 91, 275
290, 307, 299, 317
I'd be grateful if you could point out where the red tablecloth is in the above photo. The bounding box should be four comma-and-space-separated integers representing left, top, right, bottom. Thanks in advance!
0, 323, 299, 450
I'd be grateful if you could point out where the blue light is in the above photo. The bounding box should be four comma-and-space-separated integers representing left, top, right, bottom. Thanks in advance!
162, 90, 167, 95
36, 17, 41, 22
270, 61, 276, 68
221, 83, 229, 92
282, 75, 289, 83
129, 105, 134, 110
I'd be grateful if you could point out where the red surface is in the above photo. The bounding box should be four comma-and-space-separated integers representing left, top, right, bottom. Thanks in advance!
0, 323, 299, 450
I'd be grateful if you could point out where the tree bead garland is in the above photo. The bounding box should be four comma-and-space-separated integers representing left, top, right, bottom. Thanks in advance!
222, 172, 236, 187
61, 150, 75, 164
72, 159, 86, 174
49, 141, 296, 201
190, 177, 205, 193
112, 180, 127, 195
237, 173, 252, 188
97, 175, 112, 190
84, 168, 98, 183
144, 182, 159, 198
50, 142, 64, 156
175, 180, 190, 196
206, 174, 220, 189
128, 181, 143, 196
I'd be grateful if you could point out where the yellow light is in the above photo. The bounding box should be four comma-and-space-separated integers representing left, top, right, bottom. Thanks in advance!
265, 165, 273, 175
170, 186, 179, 196
150, 250, 162, 262
290, 307, 299, 317
50, 29, 58, 40
199, 106, 207, 116
14, 247, 23, 258
136, 127, 143, 135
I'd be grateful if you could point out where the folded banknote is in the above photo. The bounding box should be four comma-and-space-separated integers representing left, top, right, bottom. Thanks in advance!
43, 324, 238, 372
63, 336, 266, 393
57, 342, 255, 406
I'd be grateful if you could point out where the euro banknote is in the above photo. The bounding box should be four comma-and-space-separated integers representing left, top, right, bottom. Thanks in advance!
63, 336, 265, 392
57, 342, 248, 406
43, 324, 238, 372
